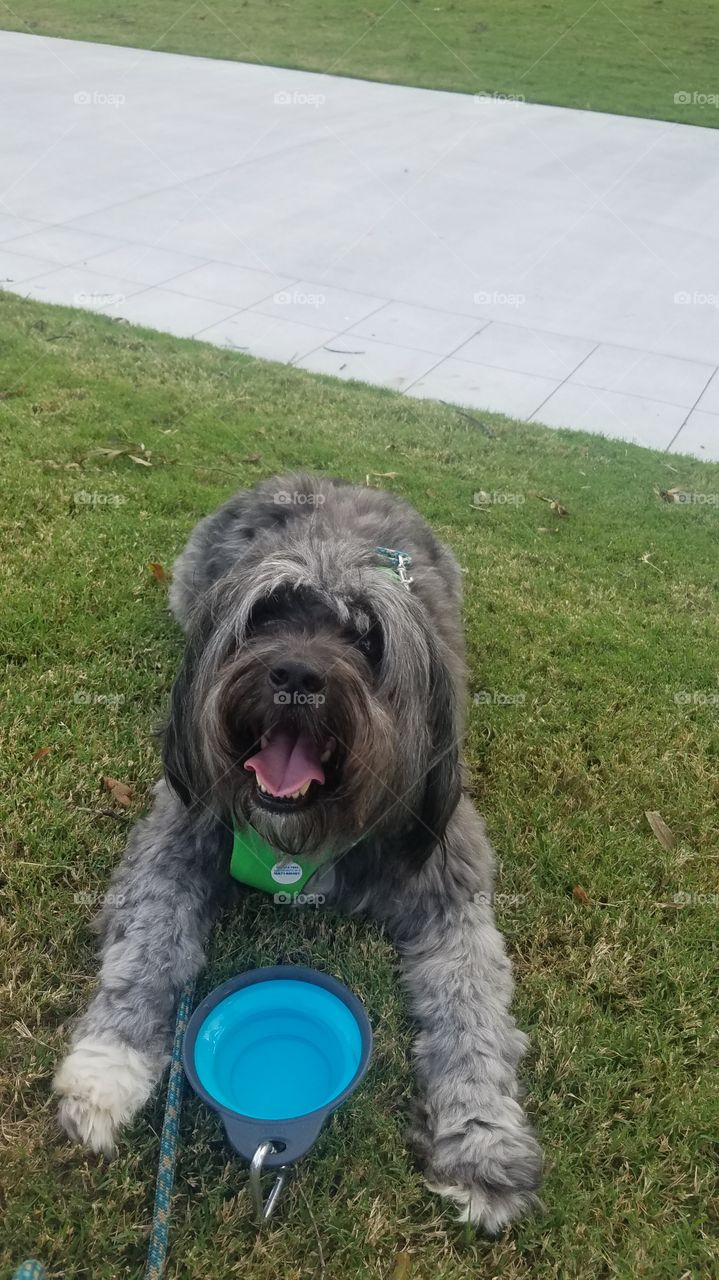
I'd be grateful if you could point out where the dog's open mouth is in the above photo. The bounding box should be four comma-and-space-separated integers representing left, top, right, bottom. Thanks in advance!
244, 728, 335, 810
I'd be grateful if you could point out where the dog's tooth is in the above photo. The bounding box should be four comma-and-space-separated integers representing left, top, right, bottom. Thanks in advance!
320, 741, 334, 763
297, 782, 311, 796
261, 734, 269, 749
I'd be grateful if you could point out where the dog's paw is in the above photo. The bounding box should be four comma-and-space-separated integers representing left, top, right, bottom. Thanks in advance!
420, 1097, 543, 1234
54, 1036, 159, 1156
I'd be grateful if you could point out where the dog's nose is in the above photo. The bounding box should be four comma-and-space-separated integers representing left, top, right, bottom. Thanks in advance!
269, 661, 326, 695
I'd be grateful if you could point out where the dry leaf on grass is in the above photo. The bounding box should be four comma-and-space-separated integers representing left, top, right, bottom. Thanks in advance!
241, 453, 262, 464
640, 552, 664, 574
149, 561, 169, 582
645, 810, 675, 851
391, 1252, 412, 1280
103, 776, 134, 808
31, 746, 52, 762
91, 447, 127, 461
657, 487, 687, 503
572, 884, 592, 905
87, 444, 153, 466
537, 494, 569, 517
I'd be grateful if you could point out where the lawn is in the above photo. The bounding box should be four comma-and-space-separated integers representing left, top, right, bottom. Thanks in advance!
2, 0, 719, 126
1, 289, 718, 1280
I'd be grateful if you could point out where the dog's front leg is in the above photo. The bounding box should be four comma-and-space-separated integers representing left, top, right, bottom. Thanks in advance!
400, 892, 542, 1231
369, 811, 543, 1233
54, 781, 228, 1155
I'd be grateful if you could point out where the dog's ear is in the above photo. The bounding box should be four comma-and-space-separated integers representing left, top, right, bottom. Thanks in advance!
162, 628, 207, 808
405, 644, 462, 865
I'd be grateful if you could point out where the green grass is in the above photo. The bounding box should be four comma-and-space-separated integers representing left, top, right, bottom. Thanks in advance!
1, 289, 718, 1280
2, 0, 719, 126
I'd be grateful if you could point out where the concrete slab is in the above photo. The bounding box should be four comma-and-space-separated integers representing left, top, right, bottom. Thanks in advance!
531, 382, 686, 449
669, 411, 719, 461
2, 31, 718, 459
408, 359, 560, 419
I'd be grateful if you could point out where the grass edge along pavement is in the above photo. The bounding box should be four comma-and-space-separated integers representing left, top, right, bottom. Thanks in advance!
1, 0, 719, 127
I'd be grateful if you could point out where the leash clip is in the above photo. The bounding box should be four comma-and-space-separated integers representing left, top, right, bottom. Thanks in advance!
375, 546, 414, 591
395, 552, 414, 591
249, 1141, 292, 1224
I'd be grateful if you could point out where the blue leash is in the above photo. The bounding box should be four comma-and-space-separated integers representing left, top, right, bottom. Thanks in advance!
144, 981, 195, 1280
10, 1264, 47, 1280
12, 982, 195, 1280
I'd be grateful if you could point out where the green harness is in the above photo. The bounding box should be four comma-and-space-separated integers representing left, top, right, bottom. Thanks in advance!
230, 825, 331, 895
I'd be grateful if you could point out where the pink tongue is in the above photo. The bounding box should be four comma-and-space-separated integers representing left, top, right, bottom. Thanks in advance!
244, 728, 325, 797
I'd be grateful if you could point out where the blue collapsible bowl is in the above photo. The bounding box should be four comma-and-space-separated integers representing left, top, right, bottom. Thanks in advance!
183, 966, 373, 1168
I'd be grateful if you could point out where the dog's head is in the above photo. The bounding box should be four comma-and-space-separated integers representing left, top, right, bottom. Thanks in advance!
163, 541, 462, 863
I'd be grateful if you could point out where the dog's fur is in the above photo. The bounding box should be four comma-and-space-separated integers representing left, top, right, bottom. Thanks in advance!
54, 473, 542, 1232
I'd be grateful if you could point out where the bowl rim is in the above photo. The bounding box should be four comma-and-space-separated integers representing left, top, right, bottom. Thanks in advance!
182, 964, 373, 1126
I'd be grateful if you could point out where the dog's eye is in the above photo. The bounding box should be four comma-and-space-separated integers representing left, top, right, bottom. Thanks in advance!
354, 624, 383, 665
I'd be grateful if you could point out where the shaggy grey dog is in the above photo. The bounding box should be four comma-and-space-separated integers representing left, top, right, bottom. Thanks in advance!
54, 472, 542, 1232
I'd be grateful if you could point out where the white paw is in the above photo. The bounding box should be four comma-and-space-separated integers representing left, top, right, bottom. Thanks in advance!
421, 1097, 543, 1234
426, 1177, 540, 1234
54, 1036, 159, 1156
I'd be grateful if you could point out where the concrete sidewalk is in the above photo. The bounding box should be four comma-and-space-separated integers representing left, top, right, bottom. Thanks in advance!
1, 30, 718, 460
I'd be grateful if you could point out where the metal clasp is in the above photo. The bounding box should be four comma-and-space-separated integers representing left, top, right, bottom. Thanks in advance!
395, 553, 414, 591
249, 1141, 292, 1224
375, 546, 414, 591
